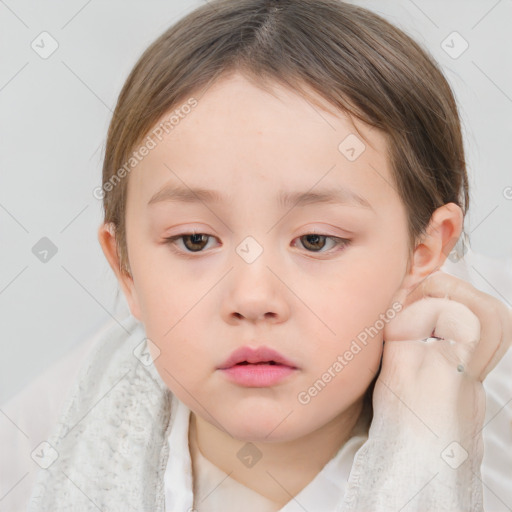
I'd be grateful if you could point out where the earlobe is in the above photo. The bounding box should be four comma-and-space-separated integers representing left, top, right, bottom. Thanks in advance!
97, 223, 142, 321
400, 203, 463, 292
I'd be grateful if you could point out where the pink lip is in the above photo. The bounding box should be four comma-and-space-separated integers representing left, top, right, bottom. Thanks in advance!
218, 346, 298, 369
217, 346, 299, 387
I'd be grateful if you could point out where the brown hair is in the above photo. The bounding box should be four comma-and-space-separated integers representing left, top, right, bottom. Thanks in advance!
101, 0, 469, 277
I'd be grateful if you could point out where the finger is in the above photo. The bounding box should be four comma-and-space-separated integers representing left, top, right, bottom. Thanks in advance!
384, 297, 480, 369
401, 271, 512, 380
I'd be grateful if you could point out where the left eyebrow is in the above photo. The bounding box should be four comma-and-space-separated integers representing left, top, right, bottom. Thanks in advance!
147, 184, 373, 211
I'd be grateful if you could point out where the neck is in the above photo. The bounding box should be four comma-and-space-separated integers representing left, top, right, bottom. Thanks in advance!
189, 398, 365, 506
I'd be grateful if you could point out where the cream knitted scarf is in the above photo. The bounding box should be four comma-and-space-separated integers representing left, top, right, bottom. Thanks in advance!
27, 314, 484, 511
28, 316, 173, 512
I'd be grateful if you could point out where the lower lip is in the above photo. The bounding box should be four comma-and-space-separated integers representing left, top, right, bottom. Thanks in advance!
219, 363, 297, 387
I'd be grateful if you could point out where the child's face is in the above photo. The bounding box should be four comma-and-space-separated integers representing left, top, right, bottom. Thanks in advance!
121, 72, 412, 441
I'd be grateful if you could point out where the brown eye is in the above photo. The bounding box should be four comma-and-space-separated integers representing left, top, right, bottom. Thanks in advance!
294, 234, 351, 255
165, 233, 214, 253
300, 234, 328, 251
181, 234, 210, 252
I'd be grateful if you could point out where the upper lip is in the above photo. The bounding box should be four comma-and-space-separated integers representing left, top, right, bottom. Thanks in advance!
218, 346, 298, 369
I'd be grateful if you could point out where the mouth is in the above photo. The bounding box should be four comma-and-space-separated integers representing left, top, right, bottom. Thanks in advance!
219, 361, 297, 387
217, 346, 298, 387
234, 361, 280, 365
218, 346, 298, 370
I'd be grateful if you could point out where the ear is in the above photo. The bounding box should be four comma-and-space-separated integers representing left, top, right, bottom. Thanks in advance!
400, 203, 464, 293
97, 222, 142, 321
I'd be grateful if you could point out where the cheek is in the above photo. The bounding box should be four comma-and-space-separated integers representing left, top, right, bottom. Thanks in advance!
131, 273, 208, 382
299, 259, 404, 344
134, 258, 203, 331
149, 321, 208, 398
295, 254, 403, 387
304, 308, 384, 398
292, 342, 381, 436
137, 275, 217, 374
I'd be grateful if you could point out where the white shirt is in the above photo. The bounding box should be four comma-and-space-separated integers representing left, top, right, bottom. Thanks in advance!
164, 393, 369, 512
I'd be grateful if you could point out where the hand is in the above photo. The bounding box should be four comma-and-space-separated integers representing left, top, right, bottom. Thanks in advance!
374, 269, 512, 438
386, 269, 512, 382
347, 270, 512, 512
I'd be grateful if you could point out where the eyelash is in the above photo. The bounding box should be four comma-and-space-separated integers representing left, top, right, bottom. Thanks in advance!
163, 231, 351, 257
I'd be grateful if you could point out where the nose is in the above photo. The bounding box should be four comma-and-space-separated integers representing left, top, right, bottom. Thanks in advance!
221, 248, 291, 325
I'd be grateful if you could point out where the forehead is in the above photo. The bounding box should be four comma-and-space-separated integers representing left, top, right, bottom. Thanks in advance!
127, 72, 396, 211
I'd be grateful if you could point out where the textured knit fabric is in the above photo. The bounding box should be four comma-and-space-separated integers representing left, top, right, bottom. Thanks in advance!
27, 315, 172, 512
27, 314, 487, 511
